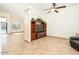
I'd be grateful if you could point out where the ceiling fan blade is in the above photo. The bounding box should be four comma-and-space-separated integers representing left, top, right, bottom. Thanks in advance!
56, 6, 66, 9
55, 10, 59, 13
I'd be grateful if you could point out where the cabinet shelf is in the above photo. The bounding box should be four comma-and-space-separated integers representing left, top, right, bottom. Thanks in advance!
31, 20, 47, 41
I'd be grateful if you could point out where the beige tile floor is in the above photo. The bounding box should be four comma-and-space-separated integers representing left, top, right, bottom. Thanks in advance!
4, 33, 26, 55
4, 35, 79, 55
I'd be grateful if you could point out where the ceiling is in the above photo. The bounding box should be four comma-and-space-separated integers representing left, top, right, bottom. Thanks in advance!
0, 3, 79, 17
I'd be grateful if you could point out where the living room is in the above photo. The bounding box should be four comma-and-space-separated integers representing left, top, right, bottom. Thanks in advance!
0, 3, 79, 55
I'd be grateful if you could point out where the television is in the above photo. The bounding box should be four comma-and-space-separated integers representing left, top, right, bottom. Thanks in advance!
36, 22, 44, 32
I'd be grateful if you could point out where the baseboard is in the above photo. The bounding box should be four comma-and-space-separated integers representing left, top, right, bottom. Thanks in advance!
24, 40, 31, 43
8, 31, 24, 34
47, 35, 69, 40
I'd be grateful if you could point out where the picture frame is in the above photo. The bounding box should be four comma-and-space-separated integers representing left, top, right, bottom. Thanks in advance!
12, 21, 20, 30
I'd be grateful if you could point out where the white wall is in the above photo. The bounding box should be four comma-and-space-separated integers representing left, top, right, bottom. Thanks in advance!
31, 8, 44, 20
46, 6, 79, 38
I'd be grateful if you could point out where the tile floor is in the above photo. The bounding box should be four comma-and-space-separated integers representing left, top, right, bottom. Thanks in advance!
4, 34, 79, 55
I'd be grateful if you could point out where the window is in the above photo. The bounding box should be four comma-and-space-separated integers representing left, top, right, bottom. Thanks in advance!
0, 17, 7, 34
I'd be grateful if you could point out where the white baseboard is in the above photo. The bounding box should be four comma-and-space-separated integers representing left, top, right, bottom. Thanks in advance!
47, 35, 69, 40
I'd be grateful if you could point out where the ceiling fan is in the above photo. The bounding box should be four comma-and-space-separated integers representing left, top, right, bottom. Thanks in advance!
43, 3, 66, 14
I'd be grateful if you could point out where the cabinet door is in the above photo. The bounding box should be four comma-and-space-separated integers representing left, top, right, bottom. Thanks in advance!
31, 33, 36, 40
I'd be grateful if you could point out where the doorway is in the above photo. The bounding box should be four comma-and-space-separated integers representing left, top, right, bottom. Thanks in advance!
0, 17, 7, 54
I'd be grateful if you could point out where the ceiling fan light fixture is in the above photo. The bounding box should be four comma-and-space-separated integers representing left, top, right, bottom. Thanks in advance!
43, 3, 66, 14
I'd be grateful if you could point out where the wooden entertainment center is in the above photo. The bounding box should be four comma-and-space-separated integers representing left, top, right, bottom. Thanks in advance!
31, 19, 46, 41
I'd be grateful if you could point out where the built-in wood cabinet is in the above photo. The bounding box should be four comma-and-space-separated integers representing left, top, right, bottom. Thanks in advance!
31, 20, 46, 41
31, 20, 36, 41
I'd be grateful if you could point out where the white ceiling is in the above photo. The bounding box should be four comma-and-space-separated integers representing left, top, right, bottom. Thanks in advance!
0, 3, 79, 17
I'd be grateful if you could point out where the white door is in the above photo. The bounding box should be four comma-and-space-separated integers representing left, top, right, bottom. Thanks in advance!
0, 17, 7, 54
